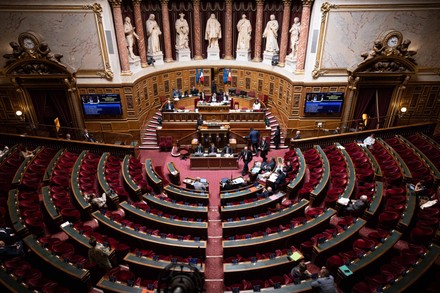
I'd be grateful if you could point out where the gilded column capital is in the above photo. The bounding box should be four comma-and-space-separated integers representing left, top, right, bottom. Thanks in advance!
256, 0, 264, 5
108, 0, 122, 8
283, 0, 291, 5
302, 0, 314, 6
193, 0, 200, 5
160, 0, 169, 5
225, 0, 233, 5
132, 0, 142, 5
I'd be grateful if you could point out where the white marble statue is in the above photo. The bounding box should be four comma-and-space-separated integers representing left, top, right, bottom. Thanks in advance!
205, 13, 222, 49
124, 17, 139, 60
236, 14, 252, 51
146, 14, 162, 54
263, 14, 279, 53
175, 13, 189, 49
289, 17, 300, 57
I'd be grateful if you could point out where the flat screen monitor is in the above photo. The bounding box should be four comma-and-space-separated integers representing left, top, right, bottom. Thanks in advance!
81, 94, 122, 116
304, 92, 344, 115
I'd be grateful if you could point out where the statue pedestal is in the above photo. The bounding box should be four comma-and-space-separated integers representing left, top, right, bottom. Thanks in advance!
176, 48, 191, 62
148, 52, 164, 65
262, 51, 279, 66
129, 56, 141, 72
207, 47, 220, 60
285, 54, 297, 72
236, 49, 251, 61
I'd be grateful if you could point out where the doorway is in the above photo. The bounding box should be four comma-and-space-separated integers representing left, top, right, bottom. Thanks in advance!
353, 86, 395, 130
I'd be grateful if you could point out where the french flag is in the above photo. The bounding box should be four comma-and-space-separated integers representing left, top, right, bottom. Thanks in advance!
199, 69, 204, 84
228, 69, 232, 83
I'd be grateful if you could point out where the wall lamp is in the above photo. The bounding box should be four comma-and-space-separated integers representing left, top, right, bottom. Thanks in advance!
399, 106, 407, 118
16, 110, 25, 121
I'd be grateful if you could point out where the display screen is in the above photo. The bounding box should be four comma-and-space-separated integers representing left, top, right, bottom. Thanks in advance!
304, 92, 344, 115
81, 94, 122, 116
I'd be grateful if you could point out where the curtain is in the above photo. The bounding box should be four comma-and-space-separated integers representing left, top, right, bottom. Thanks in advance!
353, 87, 375, 130
29, 90, 47, 124
48, 89, 72, 127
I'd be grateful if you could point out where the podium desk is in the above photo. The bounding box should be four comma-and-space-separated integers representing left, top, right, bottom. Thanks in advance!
190, 154, 239, 170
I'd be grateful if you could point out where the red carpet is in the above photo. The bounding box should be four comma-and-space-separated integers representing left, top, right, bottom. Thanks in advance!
139, 147, 288, 292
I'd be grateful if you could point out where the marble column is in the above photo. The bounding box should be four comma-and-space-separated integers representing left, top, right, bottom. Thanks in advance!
224, 0, 233, 60
253, 0, 264, 62
295, 0, 313, 72
278, 0, 291, 67
132, 0, 147, 67
109, 0, 131, 74
161, 0, 173, 62
193, 0, 203, 60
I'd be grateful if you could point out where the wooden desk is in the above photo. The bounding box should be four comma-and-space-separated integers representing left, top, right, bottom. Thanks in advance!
310, 146, 330, 202
190, 154, 238, 170
122, 155, 142, 196
163, 184, 209, 205
287, 148, 306, 194
8, 189, 29, 237
43, 148, 64, 182
142, 194, 208, 218
124, 252, 204, 273
197, 103, 231, 112
167, 161, 181, 185
71, 151, 92, 212
145, 159, 163, 193
0, 267, 34, 293
42, 185, 62, 225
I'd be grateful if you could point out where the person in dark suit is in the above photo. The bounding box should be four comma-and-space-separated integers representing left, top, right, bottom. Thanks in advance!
83, 129, 96, 142
196, 115, 203, 130
257, 186, 273, 198
274, 126, 281, 149
283, 160, 293, 175
221, 179, 235, 191
344, 195, 369, 216
293, 130, 301, 140
274, 169, 286, 190
208, 143, 218, 154
162, 100, 174, 112
238, 146, 253, 176
190, 86, 199, 96
199, 91, 206, 102
222, 143, 233, 155
260, 137, 270, 162
262, 157, 276, 172
195, 143, 204, 154
246, 128, 260, 155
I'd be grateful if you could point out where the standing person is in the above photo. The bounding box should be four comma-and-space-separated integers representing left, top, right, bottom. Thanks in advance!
205, 13, 222, 48
146, 14, 162, 54
236, 14, 252, 50
238, 146, 253, 176
311, 267, 337, 293
262, 14, 279, 53
88, 236, 112, 272
247, 128, 260, 155
175, 13, 189, 49
124, 16, 139, 60
260, 137, 270, 162
274, 125, 281, 149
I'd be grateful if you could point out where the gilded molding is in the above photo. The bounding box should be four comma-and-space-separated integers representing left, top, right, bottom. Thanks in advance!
160, 0, 169, 5
84, 3, 114, 80
302, 0, 314, 6
225, 0, 233, 5
320, 2, 336, 22
193, 0, 200, 5
132, 0, 142, 4
108, 0, 122, 7
255, 0, 264, 5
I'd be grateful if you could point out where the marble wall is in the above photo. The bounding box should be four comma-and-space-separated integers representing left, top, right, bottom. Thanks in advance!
321, 6, 440, 70
0, 5, 104, 76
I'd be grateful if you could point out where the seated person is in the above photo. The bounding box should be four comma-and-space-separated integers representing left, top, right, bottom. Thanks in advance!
252, 99, 261, 111
291, 260, 312, 281
222, 143, 234, 155
85, 192, 107, 209
88, 236, 112, 271
256, 186, 273, 198
172, 89, 178, 98
222, 92, 230, 103
20, 148, 34, 159
283, 161, 294, 175
190, 86, 199, 96
196, 115, 203, 129
274, 169, 286, 190
193, 177, 207, 191
311, 267, 337, 293
195, 143, 204, 154
162, 99, 175, 112
261, 157, 276, 172
184, 90, 189, 97
333, 127, 341, 134
0, 146, 9, 158
199, 92, 206, 102
344, 195, 369, 216
210, 93, 217, 103
0, 227, 24, 258
221, 179, 235, 191
362, 133, 376, 148
208, 143, 218, 154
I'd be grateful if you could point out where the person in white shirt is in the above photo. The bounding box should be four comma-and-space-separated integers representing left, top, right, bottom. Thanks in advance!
193, 177, 206, 191
85, 192, 107, 209
253, 99, 261, 111
363, 134, 376, 148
